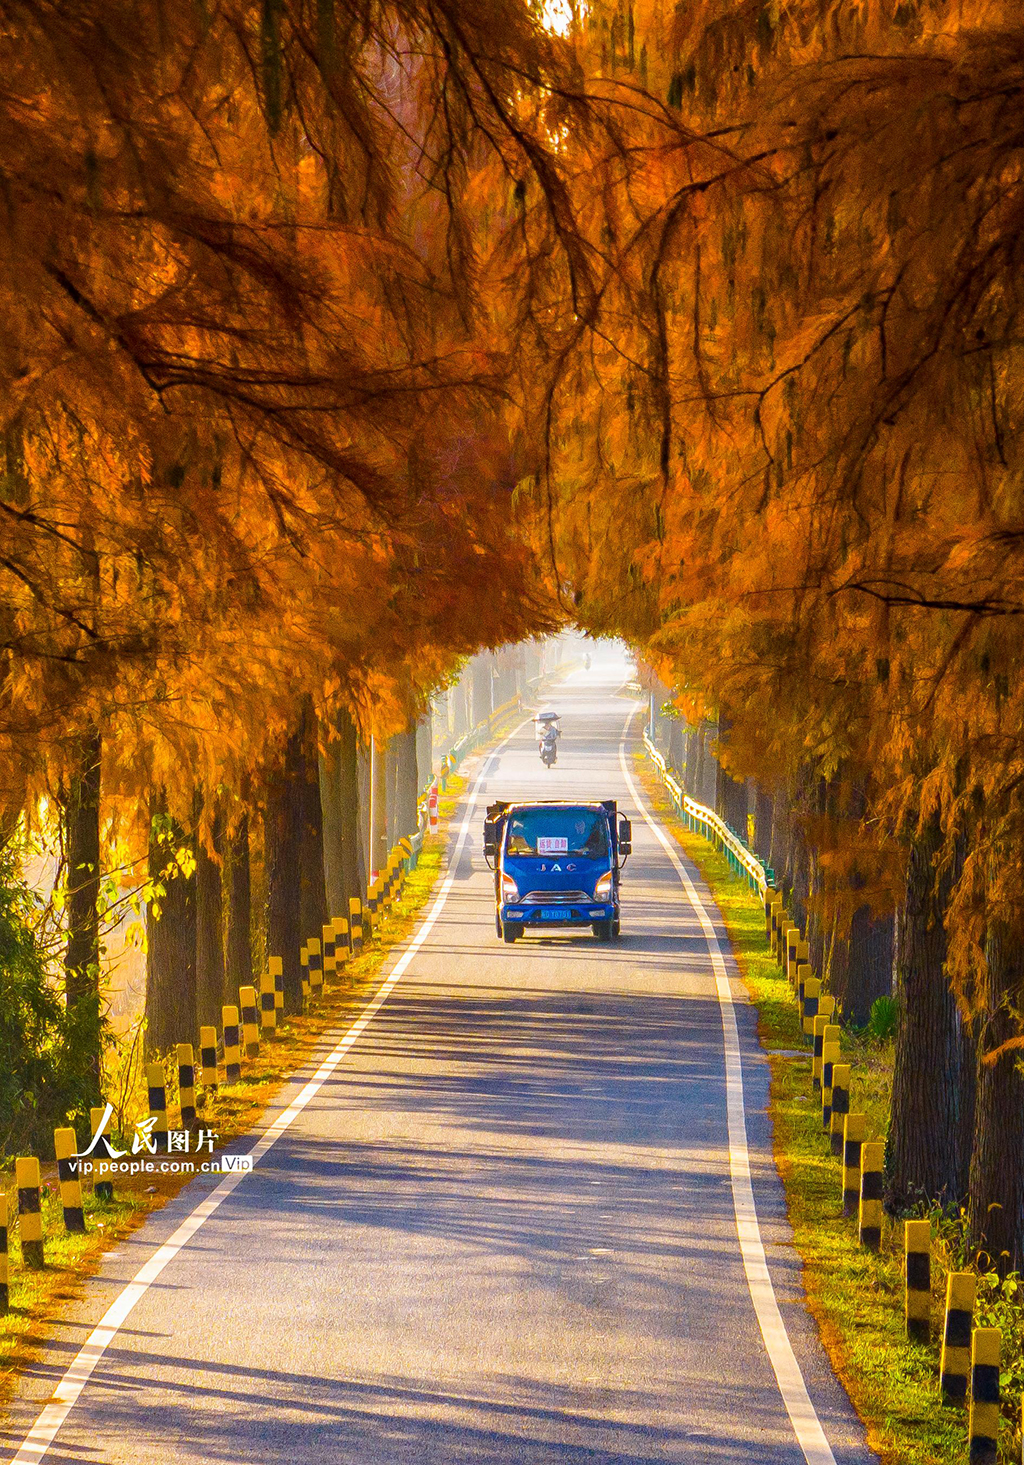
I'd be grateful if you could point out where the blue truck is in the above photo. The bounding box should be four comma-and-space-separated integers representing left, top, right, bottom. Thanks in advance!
483, 800, 631, 942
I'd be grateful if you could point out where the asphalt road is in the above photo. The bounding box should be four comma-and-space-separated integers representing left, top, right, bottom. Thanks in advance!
3, 654, 874, 1464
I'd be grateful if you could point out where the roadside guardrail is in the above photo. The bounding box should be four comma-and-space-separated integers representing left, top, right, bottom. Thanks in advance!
642, 729, 771, 896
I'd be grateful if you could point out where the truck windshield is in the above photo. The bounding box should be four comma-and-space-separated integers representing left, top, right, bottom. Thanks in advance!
505, 808, 609, 858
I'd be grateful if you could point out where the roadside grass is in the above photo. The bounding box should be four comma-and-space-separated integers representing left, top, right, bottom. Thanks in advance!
0, 765, 475, 1405
634, 753, 968, 1465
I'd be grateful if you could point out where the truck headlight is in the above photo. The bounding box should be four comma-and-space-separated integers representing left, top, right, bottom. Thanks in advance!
501, 873, 519, 901
594, 872, 613, 900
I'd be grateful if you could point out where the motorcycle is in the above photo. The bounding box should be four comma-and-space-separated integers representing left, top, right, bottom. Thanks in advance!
540, 732, 558, 767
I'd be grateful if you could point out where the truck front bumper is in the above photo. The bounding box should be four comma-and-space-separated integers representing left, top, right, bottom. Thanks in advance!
501, 902, 615, 927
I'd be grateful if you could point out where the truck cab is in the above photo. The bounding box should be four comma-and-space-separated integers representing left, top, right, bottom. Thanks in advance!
483, 800, 631, 943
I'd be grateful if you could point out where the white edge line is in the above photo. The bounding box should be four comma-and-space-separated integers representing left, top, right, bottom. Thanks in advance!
618, 706, 839, 1465
9, 714, 534, 1465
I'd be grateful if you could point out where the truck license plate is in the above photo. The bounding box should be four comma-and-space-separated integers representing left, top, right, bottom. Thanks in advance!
541, 909, 571, 920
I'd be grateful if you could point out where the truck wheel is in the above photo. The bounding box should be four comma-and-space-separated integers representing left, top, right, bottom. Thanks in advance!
503, 924, 519, 943
612, 916, 621, 938
495, 913, 502, 938
592, 919, 613, 940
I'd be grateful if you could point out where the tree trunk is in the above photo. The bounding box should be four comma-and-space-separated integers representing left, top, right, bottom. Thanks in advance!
338, 708, 364, 904
769, 782, 794, 897
751, 785, 774, 866
788, 816, 812, 934
683, 725, 701, 800
370, 736, 388, 876
452, 681, 468, 740
832, 903, 893, 1026
195, 808, 225, 1029
321, 705, 364, 921
714, 718, 748, 834
298, 706, 327, 947
666, 717, 684, 774
393, 728, 419, 840
225, 815, 252, 1003
887, 816, 973, 1210
357, 741, 371, 890
471, 655, 492, 726
145, 809, 197, 1053
416, 713, 433, 794
265, 730, 304, 1013
64, 731, 102, 1012
320, 732, 346, 922
969, 918, 1024, 1272
386, 740, 399, 846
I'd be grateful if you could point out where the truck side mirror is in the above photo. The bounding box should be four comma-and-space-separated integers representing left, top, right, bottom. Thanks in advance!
618, 818, 632, 857
483, 821, 499, 859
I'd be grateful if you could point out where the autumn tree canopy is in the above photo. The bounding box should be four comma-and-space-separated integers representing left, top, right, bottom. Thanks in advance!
5, 0, 1024, 1253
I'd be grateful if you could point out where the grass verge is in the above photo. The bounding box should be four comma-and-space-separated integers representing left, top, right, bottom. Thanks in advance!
634, 751, 973, 1465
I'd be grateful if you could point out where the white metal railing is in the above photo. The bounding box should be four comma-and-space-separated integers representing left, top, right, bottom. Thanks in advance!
642, 731, 770, 896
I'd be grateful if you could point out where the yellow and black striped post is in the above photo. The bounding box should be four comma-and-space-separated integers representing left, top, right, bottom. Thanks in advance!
260, 971, 277, 1033
349, 897, 364, 956
17, 1157, 43, 1269
146, 1062, 169, 1152
200, 1024, 219, 1092
331, 916, 349, 975
178, 1043, 197, 1127
785, 928, 801, 984
765, 890, 781, 942
969, 1327, 999, 1461
269, 955, 285, 1015
821, 1042, 841, 1131
91, 1107, 114, 1201
239, 986, 259, 1058
307, 940, 323, 999
770, 900, 785, 951
795, 959, 808, 1009
777, 911, 792, 961
814, 996, 832, 1054
793, 939, 809, 989
941, 1272, 976, 1403
0, 1195, 8, 1312
222, 1005, 241, 1083
54, 1128, 85, 1233
858, 1139, 884, 1251
904, 1219, 930, 1344
299, 943, 310, 1006
811, 1014, 829, 1089
801, 977, 820, 1040
322, 923, 336, 982
776, 917, 793, 967
362, 889, 374, 940
828, 1063, 850, 1154
770, 905, 785, 956
842, 1113, 866, 1217
813, 1018, 839, 1092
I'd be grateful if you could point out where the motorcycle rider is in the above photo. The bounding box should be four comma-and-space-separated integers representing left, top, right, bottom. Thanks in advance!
534, 710, 561, 750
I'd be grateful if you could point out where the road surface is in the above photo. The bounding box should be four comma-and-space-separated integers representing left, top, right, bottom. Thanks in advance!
2, 655, 873, 1464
